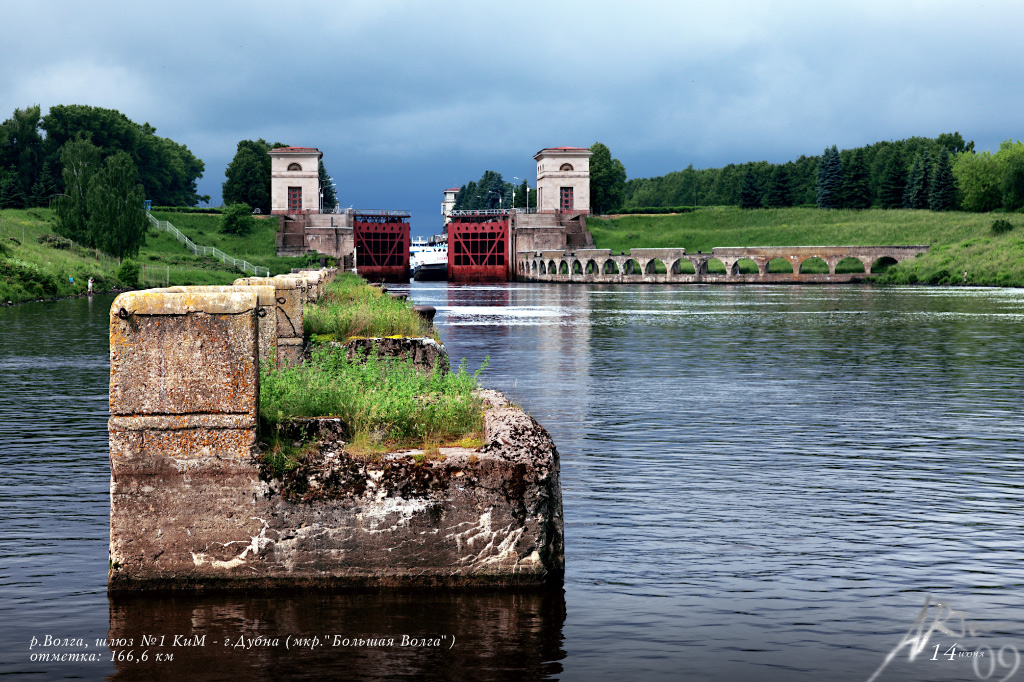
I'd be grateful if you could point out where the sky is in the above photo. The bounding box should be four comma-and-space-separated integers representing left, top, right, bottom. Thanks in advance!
3, 0, 1023, 235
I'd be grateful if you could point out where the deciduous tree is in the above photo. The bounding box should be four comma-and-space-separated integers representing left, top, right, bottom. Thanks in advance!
222, 139, 283, 214
42, 105, 206, 206
53, 138, 102, 244
86, 151, 146, 258
952, 150, 1001, 212
589, 142, 626, 214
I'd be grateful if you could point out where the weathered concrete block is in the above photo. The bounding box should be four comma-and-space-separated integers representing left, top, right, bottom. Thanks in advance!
275, 273, 316, 303
233, 276, 305, 366
342, 336, 449, 374
109, 290, 259, 416
167, 285, 276, 367
109, 289, 262, 588
108, 389, 563, 590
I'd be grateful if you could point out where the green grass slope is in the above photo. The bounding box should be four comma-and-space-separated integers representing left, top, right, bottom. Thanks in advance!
587, 207, 1024, 286
0, 209, 308, 304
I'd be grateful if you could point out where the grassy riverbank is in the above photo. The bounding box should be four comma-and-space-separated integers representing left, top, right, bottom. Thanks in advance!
0, 208, 307, 304
588, 207, 1024, 286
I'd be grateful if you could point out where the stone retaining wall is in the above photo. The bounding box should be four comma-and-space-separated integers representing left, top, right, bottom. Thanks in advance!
107, 271, 563, 591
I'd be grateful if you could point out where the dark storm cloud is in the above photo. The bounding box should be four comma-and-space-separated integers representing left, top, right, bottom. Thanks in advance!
2, 0, 1022, 233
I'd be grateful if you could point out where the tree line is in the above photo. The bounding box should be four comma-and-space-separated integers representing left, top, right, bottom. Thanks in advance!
620, 132, 1024, 213
0, 105, 207, 210
0, 104, 207, 258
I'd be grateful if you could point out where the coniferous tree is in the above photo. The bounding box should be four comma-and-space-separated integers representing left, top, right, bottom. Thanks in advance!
515, 179, 529, 208
30, 163, 57, 207
763, 165, 792, 208
0, 167, 27, 209
816, 145, 842, 208
903, 152, 931, 209
877, 147, 908, 209
318, 160, 336, 211
841, 149, 871, 209
739, 166, 761, 209
929, 151, 956, 211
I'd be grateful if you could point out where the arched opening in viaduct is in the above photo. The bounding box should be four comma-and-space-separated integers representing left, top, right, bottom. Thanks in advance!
558, 261, 569, 275
799, 257, 828, 274
705, 258, 727, 274
768, 257, 793, 273
836, 257, 866, 274
733, 258, 759, 275
872, 256, 899, 273
603, 260, 619, 275
585, 260, 599, 275
572, 260, 583, 275
645, 259, 668, 274
671, 259, 696, 274
622, 259, 639, 275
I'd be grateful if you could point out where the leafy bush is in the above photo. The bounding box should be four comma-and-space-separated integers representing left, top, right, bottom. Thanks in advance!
36, 233, 72, 249
220, 203, 256, 235
116, 258, 140, 288
0, 258, 60, 297
992, 219, 1014, 234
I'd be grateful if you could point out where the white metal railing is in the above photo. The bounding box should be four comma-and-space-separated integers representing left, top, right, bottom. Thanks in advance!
147, 214, 270, 277
449, 207, 536, 217
353, 209, 412, 217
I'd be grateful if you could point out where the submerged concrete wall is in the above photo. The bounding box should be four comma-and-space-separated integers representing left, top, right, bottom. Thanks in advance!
108, 273, 563, 591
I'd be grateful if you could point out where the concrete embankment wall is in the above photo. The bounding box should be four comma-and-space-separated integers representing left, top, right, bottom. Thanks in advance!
107, 269, 563, 591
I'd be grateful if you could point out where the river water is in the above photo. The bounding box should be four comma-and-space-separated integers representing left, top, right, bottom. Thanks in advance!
2, 284, 1023, 681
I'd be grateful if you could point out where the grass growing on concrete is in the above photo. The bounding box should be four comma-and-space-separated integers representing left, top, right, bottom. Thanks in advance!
303, 273, 434, 340
588, 206, 1024, 286
259, 345, 485, 465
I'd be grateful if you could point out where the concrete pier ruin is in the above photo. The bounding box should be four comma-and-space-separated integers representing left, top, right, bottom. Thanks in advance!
107, 272, 563, 591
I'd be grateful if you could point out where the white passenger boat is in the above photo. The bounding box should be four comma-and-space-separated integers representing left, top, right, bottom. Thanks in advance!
410, 237, 448, 281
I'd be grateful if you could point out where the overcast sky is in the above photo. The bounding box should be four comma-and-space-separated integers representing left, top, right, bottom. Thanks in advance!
3, 0, 1022, 234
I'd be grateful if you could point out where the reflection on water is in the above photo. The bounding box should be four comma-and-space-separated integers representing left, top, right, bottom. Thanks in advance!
106, 591, 565, 681
2, 285, 1024, 681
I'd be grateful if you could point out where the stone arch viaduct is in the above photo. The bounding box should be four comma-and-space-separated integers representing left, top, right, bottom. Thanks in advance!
517, 245, 929, 284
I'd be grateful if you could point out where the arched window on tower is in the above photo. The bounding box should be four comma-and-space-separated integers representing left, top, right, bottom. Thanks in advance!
287, 163, 302, 171
559, 163, 574, 171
